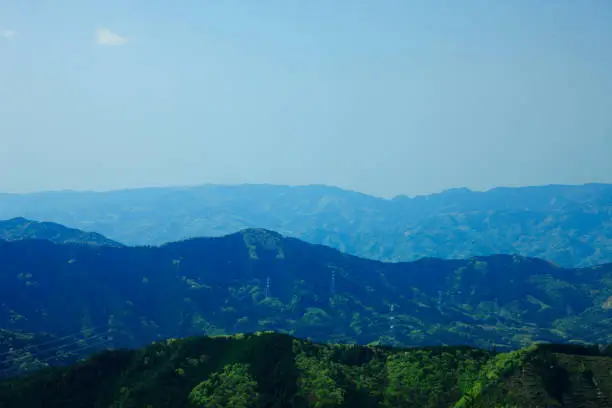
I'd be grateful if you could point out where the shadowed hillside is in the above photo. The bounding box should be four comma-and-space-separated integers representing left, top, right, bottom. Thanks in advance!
0, 183, 611, 267
1, 332, 612, 407
1, 228, 612, 378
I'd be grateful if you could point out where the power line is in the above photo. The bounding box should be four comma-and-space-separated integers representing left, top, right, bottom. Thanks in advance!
0, 338, 112, 378
0, 332, 112, 369
264, 276, 271, 298
0, 324, 110, 359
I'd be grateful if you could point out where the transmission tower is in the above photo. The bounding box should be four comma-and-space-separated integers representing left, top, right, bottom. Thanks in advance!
388, 304, 398, 346
172, 258, 181, 274
264, 276, 271, 298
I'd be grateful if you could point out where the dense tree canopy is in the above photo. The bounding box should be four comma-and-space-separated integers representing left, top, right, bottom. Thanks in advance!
2, 333, 612, 407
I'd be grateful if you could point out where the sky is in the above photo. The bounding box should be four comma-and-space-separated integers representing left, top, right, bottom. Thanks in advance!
1, 0, 611, 198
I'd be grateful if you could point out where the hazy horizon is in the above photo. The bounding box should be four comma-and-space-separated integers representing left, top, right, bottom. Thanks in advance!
1, 181, 610, 200
2, 1, 611, 197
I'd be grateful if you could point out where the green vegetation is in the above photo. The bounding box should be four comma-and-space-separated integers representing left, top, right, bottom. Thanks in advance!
0, 217, 123, 247
1, 333, 612, 407
1, 185, 612, 405
1, 183, 611, 267
1, 228, 612, 378
188, 363, 259, 407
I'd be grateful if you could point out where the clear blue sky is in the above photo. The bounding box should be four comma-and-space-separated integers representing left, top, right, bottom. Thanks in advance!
1, 0, 611, 198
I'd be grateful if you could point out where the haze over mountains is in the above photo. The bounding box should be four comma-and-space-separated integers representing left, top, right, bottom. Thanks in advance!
0, 182, 611, 267
3, 0, 611, 403
1, 182, 612, 406
0, 217, 123, 247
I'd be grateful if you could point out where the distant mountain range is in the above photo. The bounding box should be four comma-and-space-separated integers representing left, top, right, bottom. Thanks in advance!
1, 225, 612, 379
0, 183, 610, 267
0, 217, 123, 247
2, 332, 612, 408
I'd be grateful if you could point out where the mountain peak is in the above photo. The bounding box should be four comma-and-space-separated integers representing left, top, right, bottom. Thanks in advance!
240, 228, 284, 259
0, 218, 123, 247
240, 228, 283, 239
4, 216, 29, 224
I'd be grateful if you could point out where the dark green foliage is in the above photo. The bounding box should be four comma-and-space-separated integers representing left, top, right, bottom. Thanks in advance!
1, 333, 612, 408
1, 183, 611, 267
188, 362, 259, 407
2, 229, 612, 377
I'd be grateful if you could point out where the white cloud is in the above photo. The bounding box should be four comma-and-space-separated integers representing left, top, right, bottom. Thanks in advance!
96, 28, 127, 46
1, 29, 16, 39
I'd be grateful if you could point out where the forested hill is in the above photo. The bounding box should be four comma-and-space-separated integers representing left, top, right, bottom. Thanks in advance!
0, 217, 123, 247
2, 332, 612, 408
0, 183, 610, 267
2, 228, 612, 377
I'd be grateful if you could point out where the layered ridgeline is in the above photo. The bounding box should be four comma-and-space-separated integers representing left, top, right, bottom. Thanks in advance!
0, 183, 611, 267
2, 332, 612, 408
1, 228, 612, 377
0, 217, 123, 247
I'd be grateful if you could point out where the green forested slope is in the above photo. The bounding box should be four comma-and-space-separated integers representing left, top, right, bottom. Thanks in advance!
0, 217, 123, 247
1, 229, 612, 377
2, 332, 612, 408
0, 183, 610, 267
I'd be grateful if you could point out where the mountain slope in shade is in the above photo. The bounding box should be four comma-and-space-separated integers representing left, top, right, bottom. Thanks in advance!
0, 183, 610, 267
0, 217, 123, 247
1, 228, 612, 378
1, 332, 612, 408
